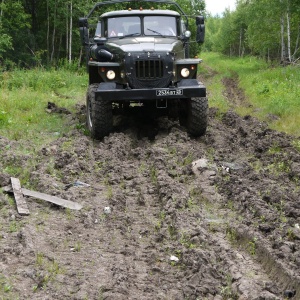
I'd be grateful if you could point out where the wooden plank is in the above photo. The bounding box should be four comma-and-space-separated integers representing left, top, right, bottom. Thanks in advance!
2, 185, 82, 211
10, 177, 30, 215
21, 188, 83, 210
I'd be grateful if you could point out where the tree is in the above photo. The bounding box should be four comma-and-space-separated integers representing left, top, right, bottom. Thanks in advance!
205, 0, 300, 63
0, 25, 13, 61
0, 1, 31, 67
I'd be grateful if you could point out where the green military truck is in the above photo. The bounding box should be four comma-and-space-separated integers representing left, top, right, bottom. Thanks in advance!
79, 0, 207, 139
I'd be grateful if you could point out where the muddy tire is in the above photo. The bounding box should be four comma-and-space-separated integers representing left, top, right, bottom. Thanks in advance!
186, 97, 208, 137
86, 83, 113, 139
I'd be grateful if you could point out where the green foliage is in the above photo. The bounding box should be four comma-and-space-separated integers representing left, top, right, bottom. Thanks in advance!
34, 252, 64, 290
0, 1, 31, 68
2, 0, 300, 65
201, 52, 300, 135
0, 274, 13, 296
0, 110, 11, 127
9, 220, 20, 233
0, 68, 87, 144
0, 0, 206, 67
150, 165, 158, 185
179, 233, 196, 249
247, 238, 257, 256
0, 24, 13, 60
205, 0, 300, 62
292, 140, 300, 152
226, 226, 237, 244
220, 274, 238, 299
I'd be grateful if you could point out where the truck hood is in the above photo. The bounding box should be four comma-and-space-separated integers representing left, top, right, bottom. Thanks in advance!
106, 36, 182, 53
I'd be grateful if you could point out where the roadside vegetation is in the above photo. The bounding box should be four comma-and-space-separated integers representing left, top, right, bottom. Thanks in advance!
1, 0, 299, 140
0, 67, 87, 147
0, 52, 299, 151
205, 0, 300, 65
200, 52, 300, 136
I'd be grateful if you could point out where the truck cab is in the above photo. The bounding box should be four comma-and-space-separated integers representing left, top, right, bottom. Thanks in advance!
79, 0, 207, 139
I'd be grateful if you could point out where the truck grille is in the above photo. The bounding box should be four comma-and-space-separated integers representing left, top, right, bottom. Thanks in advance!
136, 59, 164, 79
125, 55, 172, 89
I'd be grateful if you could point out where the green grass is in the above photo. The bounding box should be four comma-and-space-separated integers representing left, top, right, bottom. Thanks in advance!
200, 52, 300, 135
0, 68, 87, 146
2, 55, 300, 140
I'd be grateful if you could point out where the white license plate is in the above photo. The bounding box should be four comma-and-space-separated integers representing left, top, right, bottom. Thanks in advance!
156, 89, 183, 96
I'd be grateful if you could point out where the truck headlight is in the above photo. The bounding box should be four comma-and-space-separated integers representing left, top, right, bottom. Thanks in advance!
181, 68, 190, 78
106, 70, 116, 80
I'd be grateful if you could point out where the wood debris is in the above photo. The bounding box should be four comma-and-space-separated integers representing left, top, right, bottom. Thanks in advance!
10, 177, 30, 215
2, 178, 83, 214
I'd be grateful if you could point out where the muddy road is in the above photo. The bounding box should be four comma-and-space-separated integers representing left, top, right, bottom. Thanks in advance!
1, 75, 300, 300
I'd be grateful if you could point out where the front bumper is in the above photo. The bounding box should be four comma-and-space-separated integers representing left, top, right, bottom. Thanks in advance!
95, 80, 206, 101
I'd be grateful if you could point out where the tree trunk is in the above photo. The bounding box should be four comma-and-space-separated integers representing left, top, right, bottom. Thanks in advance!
69, 1, 72, 64
66, 3, 69, 60
280, 14, 286, 63
57, 33, 62, 63
0, 0, 4, 20
51, 27, 56, 63
292, 23, 300, 60
239, 28, 242, 57
47, 0, 50, 64
50, 1, 57, 64
286, 1, 291, 62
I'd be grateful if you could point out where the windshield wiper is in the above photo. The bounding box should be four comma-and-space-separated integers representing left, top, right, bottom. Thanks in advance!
119, 33, 140, 39
146, 28, 165, 37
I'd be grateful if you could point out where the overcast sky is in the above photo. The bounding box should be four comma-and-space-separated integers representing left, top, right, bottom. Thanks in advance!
206, 0, 236, 16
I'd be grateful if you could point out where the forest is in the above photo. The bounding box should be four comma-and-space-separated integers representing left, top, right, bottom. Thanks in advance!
0, 0, 300, 69
1, 3, 300, 297
205, 0, 300, 64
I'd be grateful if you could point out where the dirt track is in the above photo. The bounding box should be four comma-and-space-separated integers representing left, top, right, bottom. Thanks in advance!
1, 73, 300, 299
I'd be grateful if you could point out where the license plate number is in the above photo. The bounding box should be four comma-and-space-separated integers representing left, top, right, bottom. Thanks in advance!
156, 89, 183, 96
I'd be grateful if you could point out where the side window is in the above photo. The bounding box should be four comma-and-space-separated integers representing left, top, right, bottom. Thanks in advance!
180, 20, 187, 35
95, 21, 101, 37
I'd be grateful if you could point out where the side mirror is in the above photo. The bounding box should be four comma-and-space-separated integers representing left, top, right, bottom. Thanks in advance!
79, 18, 89, 46
196, 16, 205, 43
196, 16, 204, 25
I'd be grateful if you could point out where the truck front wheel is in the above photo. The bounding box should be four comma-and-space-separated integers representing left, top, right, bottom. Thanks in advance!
185, 97, 208, 137
86, 84, 113, 139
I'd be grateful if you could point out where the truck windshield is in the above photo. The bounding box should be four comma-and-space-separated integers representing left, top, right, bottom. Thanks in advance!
144, 16, 176, 36
107, 16, 141, 37
106, 15, 177, 38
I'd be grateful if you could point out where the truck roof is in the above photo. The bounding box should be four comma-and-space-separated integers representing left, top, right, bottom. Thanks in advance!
101, 9, 180, 18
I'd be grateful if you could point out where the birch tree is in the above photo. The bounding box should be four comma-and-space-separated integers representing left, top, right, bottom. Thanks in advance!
286, 0, 291, 62
69, 1, 73, 63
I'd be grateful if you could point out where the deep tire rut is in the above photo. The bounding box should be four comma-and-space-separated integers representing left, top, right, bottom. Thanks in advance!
1, 99, 300, 299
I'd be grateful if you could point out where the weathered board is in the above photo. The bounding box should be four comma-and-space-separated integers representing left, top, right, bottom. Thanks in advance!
3, 184, 82, 211
10, 177, 30, 215
21, 188, 83, 210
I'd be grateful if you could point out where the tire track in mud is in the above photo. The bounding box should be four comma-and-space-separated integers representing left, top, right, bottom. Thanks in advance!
75, 127, 286, 299
101, 118, 297, 299
1, 84, 300, 299
203, 109, 300, 299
